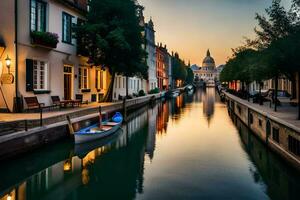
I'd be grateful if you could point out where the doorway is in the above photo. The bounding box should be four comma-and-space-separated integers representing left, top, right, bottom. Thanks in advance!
64, 65, 73, 100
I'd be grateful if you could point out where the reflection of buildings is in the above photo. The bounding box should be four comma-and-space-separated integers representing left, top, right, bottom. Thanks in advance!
156, 101, 169, 134
234, 116, 300, 200
169, 95, 186, 121
146, 105, 158, 160
0, 109, 150, 200
202, 87, 215, 125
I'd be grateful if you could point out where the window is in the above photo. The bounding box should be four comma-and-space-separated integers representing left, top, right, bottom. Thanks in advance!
79, 67, 89, 89
259, 119, 263, 127
96, 70, 104, 90
62, 12, 74, 44
272, 128, 280, 143
123, 77, 125, 89
33, 60, 48, 90
30, 0, 47, 32
119, 77, 122, 88
288, 136, 300, 156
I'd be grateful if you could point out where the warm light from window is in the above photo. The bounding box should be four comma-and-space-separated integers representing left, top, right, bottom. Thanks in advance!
7, 194, 12, 200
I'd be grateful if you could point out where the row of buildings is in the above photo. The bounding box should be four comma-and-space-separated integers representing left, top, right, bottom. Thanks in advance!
0, 0, 175, 112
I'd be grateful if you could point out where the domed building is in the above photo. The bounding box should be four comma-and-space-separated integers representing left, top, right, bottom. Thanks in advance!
202, 49, 216, 70
196, 49, 217, 84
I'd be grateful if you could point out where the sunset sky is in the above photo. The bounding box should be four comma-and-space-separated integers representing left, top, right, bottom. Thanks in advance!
138, 0, 291, 66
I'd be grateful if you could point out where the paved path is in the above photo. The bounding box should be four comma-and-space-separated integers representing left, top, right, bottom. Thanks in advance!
0, 102, 118, 122
226, 92, 300, 129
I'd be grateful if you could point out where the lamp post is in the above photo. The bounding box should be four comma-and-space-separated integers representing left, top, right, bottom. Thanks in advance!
5, 55, 11, 74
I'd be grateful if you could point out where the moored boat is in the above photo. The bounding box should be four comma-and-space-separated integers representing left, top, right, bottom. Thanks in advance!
74, 112, 123, 144
74, 128, 123, 158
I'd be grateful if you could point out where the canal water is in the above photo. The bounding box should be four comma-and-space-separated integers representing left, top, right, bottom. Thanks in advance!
0, 88, 299, 200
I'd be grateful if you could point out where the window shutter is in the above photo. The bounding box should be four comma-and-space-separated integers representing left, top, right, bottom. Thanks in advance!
26, 59, 34, 91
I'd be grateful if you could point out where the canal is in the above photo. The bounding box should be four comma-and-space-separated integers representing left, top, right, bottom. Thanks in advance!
0, 88, 299, 200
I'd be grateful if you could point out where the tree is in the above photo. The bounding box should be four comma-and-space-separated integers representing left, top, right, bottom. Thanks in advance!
76, 0, 148, 102
268, 30, 300, 118
172, 53, 188, 86
247, 0, 295, 111
186, 68, 194, 85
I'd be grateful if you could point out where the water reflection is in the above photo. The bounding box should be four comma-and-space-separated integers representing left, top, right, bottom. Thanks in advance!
0, 89, 300, 200
234, 115, 300, 200
202, 87, 215, 126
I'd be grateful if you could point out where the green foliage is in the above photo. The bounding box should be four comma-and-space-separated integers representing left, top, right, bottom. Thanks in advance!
76, 0, 147, 76
138, 90, 146, 96
75, 0, 148, 101
186, 68, 194, 84
31, 31, 59, 48
172, 53, 188, 82
222, 0, 300, 85
149, 88, 160, 94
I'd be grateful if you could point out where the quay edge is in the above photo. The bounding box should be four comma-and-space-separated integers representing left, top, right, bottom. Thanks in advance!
224, 92, 300, 170
0, 93, 163, 160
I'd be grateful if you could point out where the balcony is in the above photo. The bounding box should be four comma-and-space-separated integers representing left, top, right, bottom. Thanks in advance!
31, 31, 59, 49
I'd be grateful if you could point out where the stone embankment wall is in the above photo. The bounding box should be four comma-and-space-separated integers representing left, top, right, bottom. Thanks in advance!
225, 92, 300, 169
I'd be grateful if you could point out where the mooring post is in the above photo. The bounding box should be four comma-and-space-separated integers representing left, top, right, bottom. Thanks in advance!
66, 115, 74, 135
39, 107, 43, 127
24, 120, 28, 131
99, 106, 102, 129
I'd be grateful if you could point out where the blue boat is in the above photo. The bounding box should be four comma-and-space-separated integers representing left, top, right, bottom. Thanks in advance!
74, 112, 123, 144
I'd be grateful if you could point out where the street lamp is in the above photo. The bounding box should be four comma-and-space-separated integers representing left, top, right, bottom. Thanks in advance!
5, 55, 11, 73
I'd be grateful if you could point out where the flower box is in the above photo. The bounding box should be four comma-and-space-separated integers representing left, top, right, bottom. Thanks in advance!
31, 31, 59, 49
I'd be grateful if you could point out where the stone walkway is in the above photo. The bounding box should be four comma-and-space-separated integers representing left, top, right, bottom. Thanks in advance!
0, 102, 118, 122
225, 92, 300, 129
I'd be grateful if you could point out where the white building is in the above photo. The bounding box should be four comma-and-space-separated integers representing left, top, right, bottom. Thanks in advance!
113, 75, 146, 100
145, 18, 157, 91
191, 49, 217, 83
0, 0, 111, 112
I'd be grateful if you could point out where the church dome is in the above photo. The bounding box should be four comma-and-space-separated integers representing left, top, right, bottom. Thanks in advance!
202, 49, 215, 68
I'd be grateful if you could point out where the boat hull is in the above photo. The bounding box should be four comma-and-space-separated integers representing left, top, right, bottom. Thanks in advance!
74, 123, 121, 144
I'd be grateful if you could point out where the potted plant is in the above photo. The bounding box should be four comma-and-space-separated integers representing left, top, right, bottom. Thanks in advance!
31, 31, 59, 49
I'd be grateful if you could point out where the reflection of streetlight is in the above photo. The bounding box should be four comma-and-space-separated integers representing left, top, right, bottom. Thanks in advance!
64, 160, 72, 172
5, 55, 11, 74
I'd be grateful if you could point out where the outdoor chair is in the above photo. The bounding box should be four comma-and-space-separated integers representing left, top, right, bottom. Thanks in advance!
24, 97, 50, 112
51, 96, 73, 108
51, 96, 62, 108
75, 94, 88, 106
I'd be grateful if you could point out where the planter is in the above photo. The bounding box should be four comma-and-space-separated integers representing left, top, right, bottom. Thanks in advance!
81, 89, 91, 93
31, 31, 59, 49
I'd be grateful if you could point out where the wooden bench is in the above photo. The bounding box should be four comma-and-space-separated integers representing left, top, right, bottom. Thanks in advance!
24, 97, 50, 112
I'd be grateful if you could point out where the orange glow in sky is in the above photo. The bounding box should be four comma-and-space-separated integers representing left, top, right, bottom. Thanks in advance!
138, 0, 291, 66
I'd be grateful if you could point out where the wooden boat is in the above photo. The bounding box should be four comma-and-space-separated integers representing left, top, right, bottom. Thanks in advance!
74, 112, 123, 144
74, 129, 123, 158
